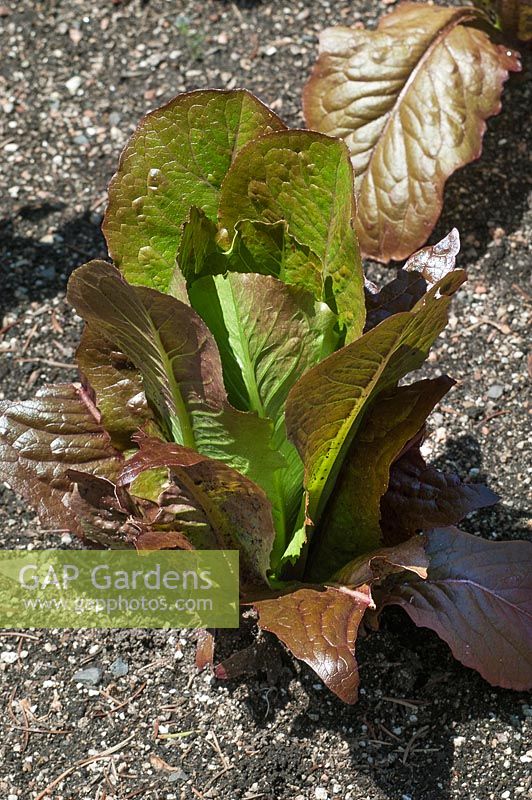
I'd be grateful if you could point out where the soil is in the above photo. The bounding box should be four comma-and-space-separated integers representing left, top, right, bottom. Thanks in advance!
0, 1, 530, 799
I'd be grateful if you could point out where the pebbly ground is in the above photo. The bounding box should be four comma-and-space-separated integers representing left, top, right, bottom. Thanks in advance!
0, 1, 531, 799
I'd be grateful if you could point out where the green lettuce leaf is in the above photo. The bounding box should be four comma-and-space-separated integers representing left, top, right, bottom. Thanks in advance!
285, 269, 466, 545
188, 270, 338, 561
308, 376, 453, 582
219, 130, 365, 339
103, 89, 286, 290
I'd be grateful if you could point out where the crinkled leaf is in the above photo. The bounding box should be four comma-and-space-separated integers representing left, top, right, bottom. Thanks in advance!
404, 229, 461, 284
333, 535, 428, 586
0, 384, 122, 537
176, 207, 328, 301
67, 262, 284, 507
308, 377, 452, 582
285, 269, 466, 538
64, 468, 195, 551
76, 325, 155, 450
219, 130, 365, 339
119, 436, 277, 586
253, 584, 372, 702
381, 438, 499, 545
62, 470, 132, 548
103, 89, 286, 290
303, 4, 521, 261
381, 527, 532, 690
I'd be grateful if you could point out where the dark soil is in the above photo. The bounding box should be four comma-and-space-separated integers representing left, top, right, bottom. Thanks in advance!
0, 1, 530, 799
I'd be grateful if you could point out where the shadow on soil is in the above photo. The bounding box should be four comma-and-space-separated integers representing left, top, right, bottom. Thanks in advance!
0, 208, 106, 318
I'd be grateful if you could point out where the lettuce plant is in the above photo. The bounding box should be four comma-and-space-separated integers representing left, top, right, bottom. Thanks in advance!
303, 1, 522, 262
1, 90, 530, 702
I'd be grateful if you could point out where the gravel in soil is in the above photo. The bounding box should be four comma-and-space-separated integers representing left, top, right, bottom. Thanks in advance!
0, 1, 531, 799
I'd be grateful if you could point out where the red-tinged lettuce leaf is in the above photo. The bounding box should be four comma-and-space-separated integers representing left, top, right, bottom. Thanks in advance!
381, 527, 532, 690
63, 468, 196, 551
333, 535, 428, 586
76, 325, 156, 450
0, 384, 122, 538
381, 439, 499, 546
364, 230, 461, 332
365, 270, 427, 333
252, 584, 372, 703
473, 0, 532, 41
219, 130, 365, 340
285, 269, 466, 540
303, 3, 521, 261
62, 470, 132, 548
67, 262, 284, 510
118, 436, 277, 586
308, 377, 452, 582
103, 89, 286, 290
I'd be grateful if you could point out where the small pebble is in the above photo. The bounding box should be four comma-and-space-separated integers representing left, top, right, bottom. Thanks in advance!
72, 666, 102, 686
487, 384, 504, 400
110, 656, 129, 678
1, 651, 18, 664
65, 75, 82, 94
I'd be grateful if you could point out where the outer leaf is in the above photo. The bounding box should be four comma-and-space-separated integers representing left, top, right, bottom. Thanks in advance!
253, 584, 372, 703
67, 262, 284, 508
0, 385, 121, 537
219, 130, 365, 339
381, 439, 499, 545
308, 377, 452, 582
62, 471, 133, 549
382, 527, 532, 690
119, 437, 277, 586
64, 468, 196, 551
285, 269, 466, 534
333, 535, 428, 586
76, 325, 155, 450
363, 229, 460, 332
68, 261, 225, 447
303, 3, 521, 261
103, 89, 286, 290
403, 228, 461, 284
